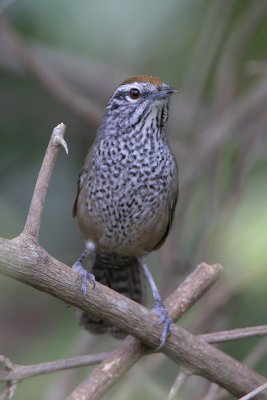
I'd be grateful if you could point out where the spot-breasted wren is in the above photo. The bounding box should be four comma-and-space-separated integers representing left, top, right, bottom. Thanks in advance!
72, 75, 178, 348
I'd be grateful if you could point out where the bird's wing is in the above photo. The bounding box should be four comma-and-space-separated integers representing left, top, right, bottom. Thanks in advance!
153, 180, 179, 251
72, 150, 92, 217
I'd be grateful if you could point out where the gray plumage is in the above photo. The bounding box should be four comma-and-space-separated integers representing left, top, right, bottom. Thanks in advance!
73, 75, 178, 339
77, 251, 146, 337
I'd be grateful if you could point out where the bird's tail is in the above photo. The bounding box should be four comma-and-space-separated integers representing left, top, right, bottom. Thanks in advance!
77, 251, 146, 338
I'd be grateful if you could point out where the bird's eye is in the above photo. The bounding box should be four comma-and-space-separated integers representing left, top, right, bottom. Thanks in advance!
129, 88, 140, 100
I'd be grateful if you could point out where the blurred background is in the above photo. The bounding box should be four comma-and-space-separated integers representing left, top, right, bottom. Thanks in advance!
0, 0, 267, 399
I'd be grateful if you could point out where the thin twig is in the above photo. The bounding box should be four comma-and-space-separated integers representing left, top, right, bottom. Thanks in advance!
167, 369, 189, 400
205, 335, 267, 400
0, 324, 267, 386
201, 326, 267, 344
0, 384, 16, 400
203, 383, 221, 400
2, 323, 263, 397
23, 123, 67, 239
1, 323, 264, 394
44, 333, 97, 400
0, 355, 17, 400
0, 352, 110, 383
239, 383, 267, 400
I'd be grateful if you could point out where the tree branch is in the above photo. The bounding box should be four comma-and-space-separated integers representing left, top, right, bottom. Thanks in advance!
0, 353, 109, 382
167, 370, 189, 400
23, 122, 67, 239
67, 263, 222, 400
0, 237, 266, 399
1, 323, 265, 387
0, 124, 266, 399
239, 383, 267, 400
201, 326, 267, 344
66, 262, 223, 400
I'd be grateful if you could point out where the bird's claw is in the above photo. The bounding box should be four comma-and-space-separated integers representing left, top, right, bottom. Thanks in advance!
72, 262, 95, 295
153, 299, 172, 351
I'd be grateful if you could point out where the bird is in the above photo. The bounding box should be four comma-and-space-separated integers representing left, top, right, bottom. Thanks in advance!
72, 75, 178, 349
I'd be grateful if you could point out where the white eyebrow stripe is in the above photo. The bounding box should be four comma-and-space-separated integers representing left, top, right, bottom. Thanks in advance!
118, 83, 144, 92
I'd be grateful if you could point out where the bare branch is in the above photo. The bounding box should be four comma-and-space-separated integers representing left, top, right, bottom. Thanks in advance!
0, 353, 110, 382
23, 123, 67, 239
203, 383, 222, 400
0, 232, 266, 399
201, 326, 267, 344
66, 263, 223, 400
167, 370, 189, 400
0, 355, 17, 400
1, 325, 264, 395
205, 336, 267, 400
0, 124, 266, 399
0, 383, 17, 400
239, 383, 267, 400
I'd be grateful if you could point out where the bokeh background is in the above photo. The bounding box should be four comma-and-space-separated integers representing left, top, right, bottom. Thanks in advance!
1, 0, 267, 399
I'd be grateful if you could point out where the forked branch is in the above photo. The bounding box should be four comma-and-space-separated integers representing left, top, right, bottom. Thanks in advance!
0, 124, 266, 400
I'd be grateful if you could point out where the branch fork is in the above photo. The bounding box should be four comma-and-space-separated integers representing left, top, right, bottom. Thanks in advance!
0, 124, 266, 400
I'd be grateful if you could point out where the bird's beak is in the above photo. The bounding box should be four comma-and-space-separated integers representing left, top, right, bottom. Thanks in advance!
149, 87, 177, 101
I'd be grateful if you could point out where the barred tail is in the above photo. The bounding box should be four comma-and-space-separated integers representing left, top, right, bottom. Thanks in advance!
78, 251, 146, 338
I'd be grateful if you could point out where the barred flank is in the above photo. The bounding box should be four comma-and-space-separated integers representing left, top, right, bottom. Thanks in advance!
77, 251, 146, 338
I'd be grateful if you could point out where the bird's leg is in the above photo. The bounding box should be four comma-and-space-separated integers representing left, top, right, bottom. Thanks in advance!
140, 258, 172, 350
72, 240, 96, 295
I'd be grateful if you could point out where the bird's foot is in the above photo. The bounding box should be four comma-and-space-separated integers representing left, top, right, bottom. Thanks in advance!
153, 299, 172, 351
72, 262, 95, 296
